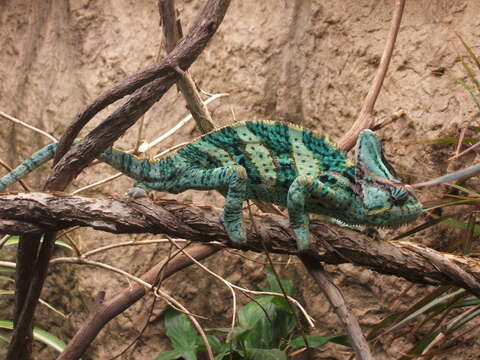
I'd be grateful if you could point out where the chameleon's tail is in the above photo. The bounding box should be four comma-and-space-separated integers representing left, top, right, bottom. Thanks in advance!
0, 143, 175, 192
0, 142, 58, 191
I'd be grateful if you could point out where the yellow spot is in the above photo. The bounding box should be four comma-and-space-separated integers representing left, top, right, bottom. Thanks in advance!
299, 176, 313, 186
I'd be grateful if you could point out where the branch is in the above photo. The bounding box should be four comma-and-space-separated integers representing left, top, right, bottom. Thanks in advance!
337, 0, 406, 151
1, 192, 479, 294
300, 255, 373, 360
159, 0, 215, 133
48, 0, 231, 190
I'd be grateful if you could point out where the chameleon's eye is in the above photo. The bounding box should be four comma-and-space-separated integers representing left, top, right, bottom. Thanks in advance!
390, 187, 408, 203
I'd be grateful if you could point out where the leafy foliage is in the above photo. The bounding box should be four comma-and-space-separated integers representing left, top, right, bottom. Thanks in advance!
155, 268, 348, 359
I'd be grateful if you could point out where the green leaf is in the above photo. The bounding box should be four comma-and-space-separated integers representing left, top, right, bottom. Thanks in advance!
455, 31, 480, 71
0, 275, 14, 282
264, 267, 293, 296
2, 237, 74, 251
455, 297, 480, 307
164, 308, 199, 354
448, 307, 480, 332
0, 290, 67, 318
154, 349, 185, 360
237, 295, 295, 349
247, 348, 287, 360
453, 76, 480, 111
399, 331, 439, 360
0, 262, 16, 272
383, 289, 465, 335
441, 218, 480, 234
290, 334, 350, 349
0, 320, 67, 353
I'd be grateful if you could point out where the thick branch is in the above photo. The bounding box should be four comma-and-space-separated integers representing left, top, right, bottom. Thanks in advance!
48, 0, 230, 190
1, 192, 479, 294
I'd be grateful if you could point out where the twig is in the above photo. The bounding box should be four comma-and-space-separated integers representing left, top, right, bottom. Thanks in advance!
167, 238, 315, 327
159, 0, 215, 133
338, 0, 406, 151
138, 93, 228, 153
81, 238, 189, 258
0, 110, 58, 143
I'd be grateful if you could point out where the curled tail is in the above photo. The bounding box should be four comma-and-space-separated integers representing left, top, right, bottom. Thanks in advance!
0, 143, 58, 191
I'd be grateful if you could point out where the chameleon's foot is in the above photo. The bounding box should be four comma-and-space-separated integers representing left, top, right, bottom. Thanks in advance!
293, 226, 311, 252
220, 213, 247, 245
127, 187, 149, 199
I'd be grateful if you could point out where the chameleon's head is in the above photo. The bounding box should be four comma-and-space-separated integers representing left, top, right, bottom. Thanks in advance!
353, 129, 423, 226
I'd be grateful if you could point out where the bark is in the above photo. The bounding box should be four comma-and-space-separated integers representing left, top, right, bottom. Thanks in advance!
1, 192, 479, 295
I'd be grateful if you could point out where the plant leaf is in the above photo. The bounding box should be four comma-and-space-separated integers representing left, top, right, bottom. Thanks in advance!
247, 348, 287, 360
0, 320, 68, 353
290, 334, 350, 349
164, 308, 199, 353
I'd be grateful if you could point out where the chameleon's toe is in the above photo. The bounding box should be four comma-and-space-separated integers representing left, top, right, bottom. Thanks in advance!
220, 214, 247, 244
293, 226, 311, 252
127, 187, 149, 199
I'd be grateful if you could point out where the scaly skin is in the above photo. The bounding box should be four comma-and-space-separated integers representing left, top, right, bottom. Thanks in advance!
0, 121, 423, 251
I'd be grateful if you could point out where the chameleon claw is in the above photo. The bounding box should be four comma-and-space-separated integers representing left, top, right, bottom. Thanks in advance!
126, 187, 149, 199
220, 213, 247, 245
293, 226, 311, 251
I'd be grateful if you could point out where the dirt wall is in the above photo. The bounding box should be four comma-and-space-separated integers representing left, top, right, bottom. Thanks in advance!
0, 0, 479, 359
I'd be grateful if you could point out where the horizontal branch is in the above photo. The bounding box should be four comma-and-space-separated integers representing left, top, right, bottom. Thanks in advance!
1, 192, 479, 294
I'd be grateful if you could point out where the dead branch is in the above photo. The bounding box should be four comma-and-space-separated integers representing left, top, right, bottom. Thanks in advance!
159, 0, 215, 133
337, 0, 406, 151
1, 192, 480, 294
300, 255, 373, 360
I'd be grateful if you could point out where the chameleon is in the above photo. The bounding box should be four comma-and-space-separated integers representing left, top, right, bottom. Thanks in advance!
0, 121, 422, 251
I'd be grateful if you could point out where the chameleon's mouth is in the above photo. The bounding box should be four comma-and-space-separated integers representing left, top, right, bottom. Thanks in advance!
365, 206, 391, 216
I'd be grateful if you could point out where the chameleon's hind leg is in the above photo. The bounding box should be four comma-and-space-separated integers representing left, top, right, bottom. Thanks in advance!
140, 165, 248, 244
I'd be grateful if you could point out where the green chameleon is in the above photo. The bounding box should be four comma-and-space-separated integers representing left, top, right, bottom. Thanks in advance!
0, 121, 422, 250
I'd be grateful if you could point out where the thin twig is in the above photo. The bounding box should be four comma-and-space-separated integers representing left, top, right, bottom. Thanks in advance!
0, 110, 58, 143
159, 0, 216, 133
138, 93, 228, 153
166, 237, 315, 327
81, 238, 189, 258
338, 0, 406, 151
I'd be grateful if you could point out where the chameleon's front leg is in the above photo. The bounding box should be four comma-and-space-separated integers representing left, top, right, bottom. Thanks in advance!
220, 165, 248, 244
287, 176, 316, 251
287, 175, 352, 251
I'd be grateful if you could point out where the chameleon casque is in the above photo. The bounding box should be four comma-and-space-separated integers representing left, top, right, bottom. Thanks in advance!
0, 121, 422, 250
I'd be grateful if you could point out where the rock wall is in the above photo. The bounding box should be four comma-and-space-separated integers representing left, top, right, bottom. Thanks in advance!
0, 0, 479, 359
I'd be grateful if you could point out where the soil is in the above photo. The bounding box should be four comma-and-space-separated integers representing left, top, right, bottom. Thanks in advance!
1, 0, 479, 359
